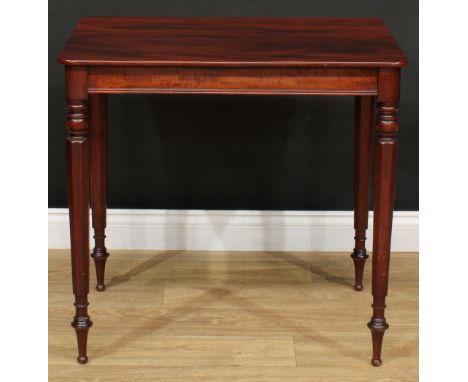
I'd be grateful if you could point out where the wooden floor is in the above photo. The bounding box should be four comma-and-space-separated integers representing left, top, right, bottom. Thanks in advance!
49, 250, 418, 381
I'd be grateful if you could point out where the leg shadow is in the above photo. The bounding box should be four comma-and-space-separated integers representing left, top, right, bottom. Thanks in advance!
106, 251, 180, 289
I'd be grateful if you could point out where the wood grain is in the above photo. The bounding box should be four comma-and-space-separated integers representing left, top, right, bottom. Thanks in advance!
65, 66, 92, 364
49, 365, 417, 382
88, 67, 377, 95
59, 17, 407, 68
50, 335, 296, 367
49, 250, 418, 381
368, 68, 401, 366
58, 19, 407, 363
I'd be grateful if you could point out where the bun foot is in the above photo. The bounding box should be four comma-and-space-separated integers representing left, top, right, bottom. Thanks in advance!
371, 358, 382, 367
77, 355, 88, 364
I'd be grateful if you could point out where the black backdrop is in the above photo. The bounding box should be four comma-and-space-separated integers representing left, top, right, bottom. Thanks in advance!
49, 0, 418, 210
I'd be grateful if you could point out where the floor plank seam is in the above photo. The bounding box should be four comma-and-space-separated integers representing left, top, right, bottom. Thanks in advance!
49, 251, 418, 378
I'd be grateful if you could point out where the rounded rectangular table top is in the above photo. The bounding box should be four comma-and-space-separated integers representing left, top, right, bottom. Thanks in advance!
59, 17, 407, 68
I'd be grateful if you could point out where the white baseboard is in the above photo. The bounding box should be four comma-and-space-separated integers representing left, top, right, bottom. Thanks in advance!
48, 209, 418, 252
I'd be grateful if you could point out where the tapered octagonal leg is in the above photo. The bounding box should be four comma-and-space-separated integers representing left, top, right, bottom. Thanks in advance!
66, 67, 92, 364
90, 94, 109, 291
368, 69, 400, 366
351, 96, 375, 291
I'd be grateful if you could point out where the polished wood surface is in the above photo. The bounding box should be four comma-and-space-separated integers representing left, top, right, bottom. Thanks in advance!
59, 17, 407, 365
87, 67, 378, 95
368, 69, 401, 366
59, 17, 407, 68
351, 96, 375, 291
49, 250, 418, 381
89, 94, 109, 292
65, 66, 92, 364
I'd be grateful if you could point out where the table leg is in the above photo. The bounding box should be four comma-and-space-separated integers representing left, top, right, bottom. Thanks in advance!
368, 69, 400, 366
66, 67, 92, 364
351, 96, 375, 291
90, 94, 109, 291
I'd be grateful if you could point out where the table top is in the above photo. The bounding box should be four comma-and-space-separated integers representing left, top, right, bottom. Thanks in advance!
59, 17, 406, 68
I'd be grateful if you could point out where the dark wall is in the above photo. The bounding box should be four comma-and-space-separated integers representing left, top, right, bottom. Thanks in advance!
49, 0, 418, 210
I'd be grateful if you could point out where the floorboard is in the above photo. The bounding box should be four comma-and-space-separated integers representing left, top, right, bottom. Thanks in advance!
49, 250, 418, 381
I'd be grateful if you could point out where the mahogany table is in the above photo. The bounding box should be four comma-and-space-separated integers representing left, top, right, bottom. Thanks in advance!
58, 17, 407, 366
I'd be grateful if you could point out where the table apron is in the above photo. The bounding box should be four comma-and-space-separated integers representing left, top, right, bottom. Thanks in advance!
87, 66, 378, 95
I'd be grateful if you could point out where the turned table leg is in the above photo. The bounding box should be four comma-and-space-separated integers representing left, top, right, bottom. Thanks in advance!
66, 67, 92, 364
89, 94, 109, 291
351, 96, 375, 291
368, 69, 400, 366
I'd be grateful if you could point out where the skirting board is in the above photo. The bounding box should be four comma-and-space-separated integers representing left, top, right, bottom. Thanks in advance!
48, 209, 418, 252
